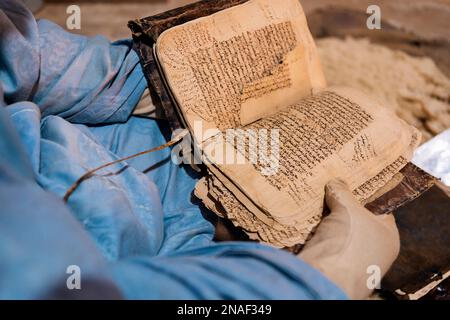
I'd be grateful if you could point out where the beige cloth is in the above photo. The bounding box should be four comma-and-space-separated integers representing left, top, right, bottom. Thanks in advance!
299, 179, 400, 299
132, 88, 159, 118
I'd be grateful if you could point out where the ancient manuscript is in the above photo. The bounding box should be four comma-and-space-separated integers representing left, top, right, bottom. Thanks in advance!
153, 0, 421, 247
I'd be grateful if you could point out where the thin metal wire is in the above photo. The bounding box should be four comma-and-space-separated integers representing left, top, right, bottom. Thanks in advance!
63, 129, 188, 203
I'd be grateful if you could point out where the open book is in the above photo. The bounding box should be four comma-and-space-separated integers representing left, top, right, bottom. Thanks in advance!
129, 0, 433, 248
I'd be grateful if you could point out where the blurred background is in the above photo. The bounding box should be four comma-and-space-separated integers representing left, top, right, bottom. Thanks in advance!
27, 1, 450, 45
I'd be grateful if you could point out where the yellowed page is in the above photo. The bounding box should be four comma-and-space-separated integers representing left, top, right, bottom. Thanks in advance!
201, 87, 418, 227
155, 0, 326, 143
196, 135, 419, 247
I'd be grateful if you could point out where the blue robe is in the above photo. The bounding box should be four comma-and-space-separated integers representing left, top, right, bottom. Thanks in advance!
0, 0, 346, 299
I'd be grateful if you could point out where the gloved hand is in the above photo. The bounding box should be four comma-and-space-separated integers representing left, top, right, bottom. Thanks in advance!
299, 179, 400, 299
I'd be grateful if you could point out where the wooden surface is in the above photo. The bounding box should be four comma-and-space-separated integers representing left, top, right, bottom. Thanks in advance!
35, 1, 450, 59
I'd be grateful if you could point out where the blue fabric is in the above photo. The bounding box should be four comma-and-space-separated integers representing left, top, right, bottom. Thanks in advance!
0, 0, 347, 299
